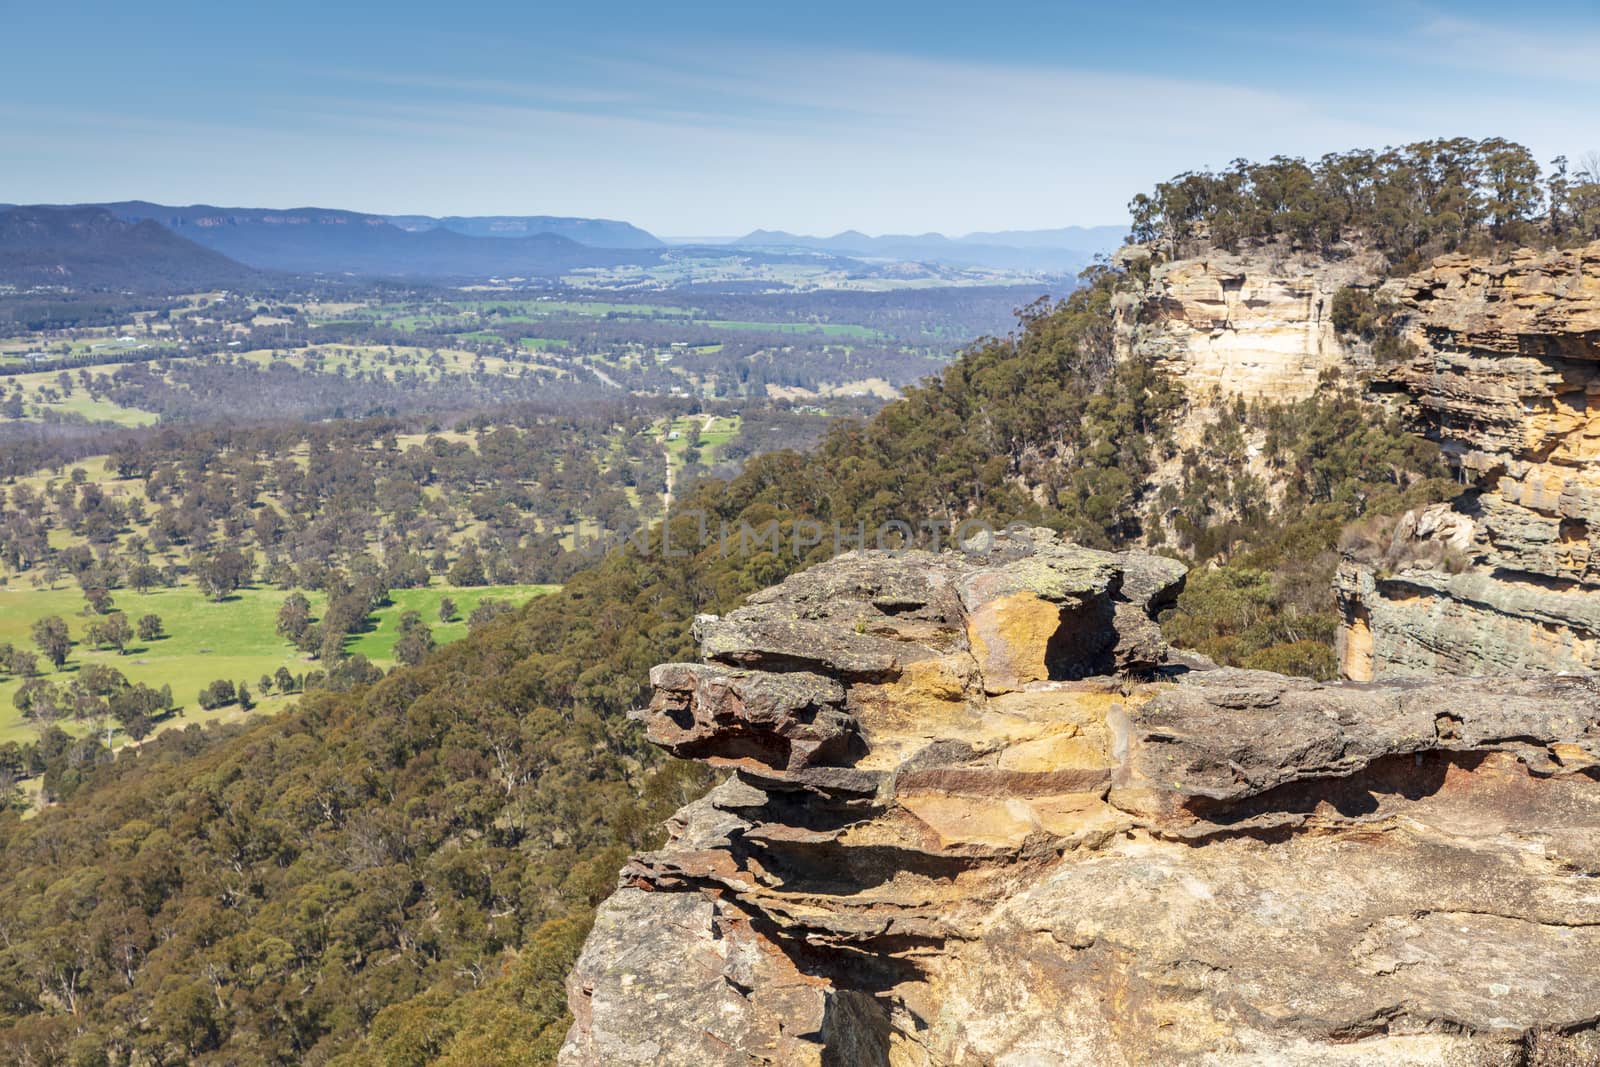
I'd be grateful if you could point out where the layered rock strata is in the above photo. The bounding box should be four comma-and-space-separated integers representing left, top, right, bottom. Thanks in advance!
1337, 241, 1600, 677
1111, 244, 1386, 521
1112, 244, 1382, 405
562, 531, 1600, 1065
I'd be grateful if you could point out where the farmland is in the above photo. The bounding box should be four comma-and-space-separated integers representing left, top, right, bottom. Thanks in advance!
0, 579, 557, 748
0, 283, 1042, 437
0, 274, 1051, 809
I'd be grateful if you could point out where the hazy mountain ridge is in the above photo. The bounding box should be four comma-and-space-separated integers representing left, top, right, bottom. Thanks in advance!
0, 205, 266, 291
383, 214, 663, 248
729, 224, 1126, 272
7, 201, 872, 281
88, 201, 644, 278
6, 200, 1121, 283
960, 224, 1128, 249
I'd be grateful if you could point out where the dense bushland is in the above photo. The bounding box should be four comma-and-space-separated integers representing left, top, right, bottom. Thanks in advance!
1129, 137, 1600, 267
1155, 385, 1453, 677
0, 259, 1452, 1062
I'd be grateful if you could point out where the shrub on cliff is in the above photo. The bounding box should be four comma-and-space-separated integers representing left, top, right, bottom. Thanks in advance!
1330, 286, 1422, 364
1330, 286, 1379, 337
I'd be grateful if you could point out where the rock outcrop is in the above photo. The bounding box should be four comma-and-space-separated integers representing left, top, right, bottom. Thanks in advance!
561, 531, 1600, 1066
1111, 243, 1388, 522
1112, 244, 1383, 406
1337, 241, 1600, 678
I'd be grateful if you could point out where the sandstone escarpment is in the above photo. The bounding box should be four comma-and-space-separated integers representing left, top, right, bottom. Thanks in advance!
1112, 244, 1382, 406
1111, 244, 1388, 523
1337, 241, 1600, 677
561, 531, 1600, 1066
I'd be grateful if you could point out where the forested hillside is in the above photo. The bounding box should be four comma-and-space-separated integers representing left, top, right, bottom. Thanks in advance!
0, 207, 265, 293
0, 251, 1454, 1062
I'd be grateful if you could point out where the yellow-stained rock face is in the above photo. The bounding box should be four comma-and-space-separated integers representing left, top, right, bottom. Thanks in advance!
986, 684, 1128, 725
964, 590, 1061, 693
995, 728, 1112, 772
898, 795, 1044, 850
894, 655, 969, 703
851, 657, 983, 771
1339, 600, 1375, 682
1112, 246, 1384, 411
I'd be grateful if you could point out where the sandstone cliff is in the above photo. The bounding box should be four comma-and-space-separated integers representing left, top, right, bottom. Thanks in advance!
1110, 243, 1388, 523
561, 531, 1600, 1065
1336, 241, 1600, 677
1112, 244, 1382, 406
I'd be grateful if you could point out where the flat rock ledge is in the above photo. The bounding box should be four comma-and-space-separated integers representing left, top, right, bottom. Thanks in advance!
560, 530, 1600, 1066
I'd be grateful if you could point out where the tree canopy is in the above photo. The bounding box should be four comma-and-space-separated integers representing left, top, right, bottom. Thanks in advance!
1129, 138, 1600, 265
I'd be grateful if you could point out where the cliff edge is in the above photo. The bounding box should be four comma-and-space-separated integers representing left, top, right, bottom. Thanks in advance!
560, 530, 1600, 1065
1111, 243, 1383, 406
1337, 241, 1600, 677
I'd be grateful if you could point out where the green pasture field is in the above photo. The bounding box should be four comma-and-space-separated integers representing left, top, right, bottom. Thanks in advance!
661, 414, 742, 470
343, 583, 557, 661
699, 320, 882, 338
0, 580, 557, 748
2, 365, 161, 426
0, 583, 311, 746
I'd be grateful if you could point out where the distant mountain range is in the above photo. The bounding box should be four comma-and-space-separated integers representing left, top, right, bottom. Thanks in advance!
0, 205, 266, 291
383, 214, 661, 248
90, 202, 659, 279
0, 203, 850, 291
726, 226, 1126, 272
0, 200, 1127, 289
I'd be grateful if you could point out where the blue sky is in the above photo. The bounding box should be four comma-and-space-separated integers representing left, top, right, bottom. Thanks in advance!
4, 1, 1598, 235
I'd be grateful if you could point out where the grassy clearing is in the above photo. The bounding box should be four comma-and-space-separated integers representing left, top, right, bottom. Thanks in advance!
345, 584, 557, 661
503, 299, 690, 317
1, 335, 175, 361
233, 343, 527, 382
311, 297, 694, 328
39, 392, 160, 427
659, 414, 742, 492
0, 580, 557, 747
695, 414, 741, 455
700, 319, 882, 338
0, 583, 313, 745
304, 296, 886, 338
2, 365, 162, 426
391, 429, 478, 451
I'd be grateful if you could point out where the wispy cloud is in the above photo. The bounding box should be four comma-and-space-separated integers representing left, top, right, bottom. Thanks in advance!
322, 69, 646, 108
296, 46, 1405, 156
2, 10, 1595, 232
1417, 12, 1600, 84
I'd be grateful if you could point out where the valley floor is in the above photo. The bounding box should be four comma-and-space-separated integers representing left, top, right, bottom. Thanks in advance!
0, 579, 556, 748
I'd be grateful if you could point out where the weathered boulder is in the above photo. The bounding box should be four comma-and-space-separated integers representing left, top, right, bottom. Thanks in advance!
562, 535, 1600, 1065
